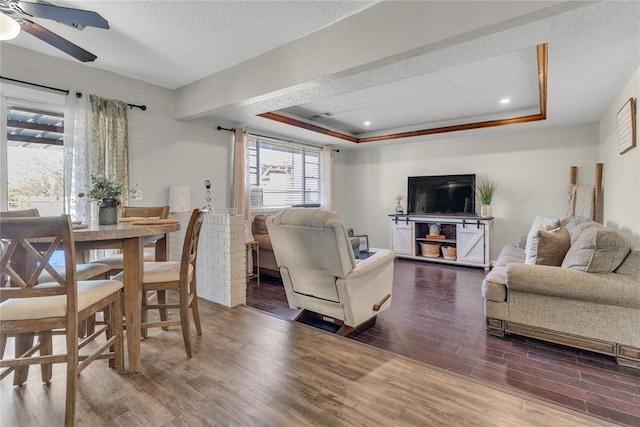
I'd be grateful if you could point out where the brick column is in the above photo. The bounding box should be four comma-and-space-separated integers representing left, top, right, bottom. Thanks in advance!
169, 212, 246, 307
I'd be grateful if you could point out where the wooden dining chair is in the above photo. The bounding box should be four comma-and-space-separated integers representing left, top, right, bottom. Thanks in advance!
114, 208, 204, 357
92, 205, 171, 274
1, 209, 112, 282
0, 215, 124, 426
0, 208, 39, 217
1, 210, 112, 343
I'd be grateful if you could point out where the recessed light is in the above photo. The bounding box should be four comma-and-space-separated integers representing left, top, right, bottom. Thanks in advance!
364, 121, 371, 126
500, 98, 510, 104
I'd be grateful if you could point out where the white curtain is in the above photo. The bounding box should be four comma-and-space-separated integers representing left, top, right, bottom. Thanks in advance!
320, 145, 333, 210
232, 128, 251, 220
64, 92, 91, 223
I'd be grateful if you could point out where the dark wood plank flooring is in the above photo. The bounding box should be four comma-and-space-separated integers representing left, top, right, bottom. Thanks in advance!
247, 259, 640, 426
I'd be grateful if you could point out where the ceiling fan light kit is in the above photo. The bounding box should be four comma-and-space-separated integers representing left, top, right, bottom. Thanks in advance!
1, 0, 108, 62
0, 12, 19, 40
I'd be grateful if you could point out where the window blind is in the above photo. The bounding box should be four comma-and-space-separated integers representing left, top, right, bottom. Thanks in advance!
248, 135, 321, 209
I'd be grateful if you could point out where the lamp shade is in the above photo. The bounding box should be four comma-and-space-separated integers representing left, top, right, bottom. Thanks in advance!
0, 14, 20, 41
168, 185, 191, 213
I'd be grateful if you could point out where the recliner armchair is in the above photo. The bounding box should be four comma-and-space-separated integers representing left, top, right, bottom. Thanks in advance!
266, 208, 395, 335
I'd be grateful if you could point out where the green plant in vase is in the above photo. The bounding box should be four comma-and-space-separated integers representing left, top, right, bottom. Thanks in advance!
78, 174, 124, 225
476, 174, 498, 217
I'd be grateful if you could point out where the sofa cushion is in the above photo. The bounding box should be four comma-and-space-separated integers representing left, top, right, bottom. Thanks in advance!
498, 244, 526, 260
254, 233, 273, 251
506, 263, 640, 309
493, 245, 525, 267
532, 227, 571, 266
524, 215, 561, 264
561, 228, 632, 273
253, 215, 270, 235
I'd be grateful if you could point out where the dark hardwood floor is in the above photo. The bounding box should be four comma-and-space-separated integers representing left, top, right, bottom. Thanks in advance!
247, 259, 640, 426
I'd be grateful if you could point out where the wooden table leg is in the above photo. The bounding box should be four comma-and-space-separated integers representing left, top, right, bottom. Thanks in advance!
155, 234, 168, 262
122, 237, 143, 373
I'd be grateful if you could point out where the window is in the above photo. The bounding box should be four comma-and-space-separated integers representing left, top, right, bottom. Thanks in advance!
248, 135, 321, 209
5, 104, 65, 215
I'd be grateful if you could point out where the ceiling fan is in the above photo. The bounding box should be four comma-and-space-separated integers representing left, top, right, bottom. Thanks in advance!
0, 0, 108, 62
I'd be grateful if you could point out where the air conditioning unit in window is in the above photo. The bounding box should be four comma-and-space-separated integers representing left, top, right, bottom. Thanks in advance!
251, 187, 263, 207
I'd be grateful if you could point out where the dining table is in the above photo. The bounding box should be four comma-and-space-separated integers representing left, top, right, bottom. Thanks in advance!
71, 220, 181, 373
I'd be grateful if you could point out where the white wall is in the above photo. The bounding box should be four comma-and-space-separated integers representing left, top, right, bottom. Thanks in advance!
599, 66, 640, 245
6, 44, 635, 255
334, 123, 600, 259
1, 45, 233, 214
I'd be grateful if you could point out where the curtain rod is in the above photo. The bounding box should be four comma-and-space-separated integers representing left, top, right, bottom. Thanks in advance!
216, 125, 338, 152
1, 75, 147, 111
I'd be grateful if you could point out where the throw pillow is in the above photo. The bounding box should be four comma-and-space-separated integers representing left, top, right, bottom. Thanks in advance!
534, 227, 571, 266
562, 216, 604, 244
561, 228, 632, 273
524, 215, 561, 264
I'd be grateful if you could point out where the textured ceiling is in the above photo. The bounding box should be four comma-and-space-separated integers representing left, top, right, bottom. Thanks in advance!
3, 1, 640, 145
281, 47, 540, 134
242, 1, 640, 144
4, 0, 378, 89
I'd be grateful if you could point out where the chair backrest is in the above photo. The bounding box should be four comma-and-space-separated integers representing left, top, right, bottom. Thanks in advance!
266, 208, 356, 302
1, 208, 40, 218
1, 210, 42, 275
0, 216, 77, 320
121, 206, 169, 219
180, 209, 206, 287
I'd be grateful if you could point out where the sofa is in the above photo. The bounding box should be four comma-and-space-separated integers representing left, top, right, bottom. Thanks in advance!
482, 216, 640, 368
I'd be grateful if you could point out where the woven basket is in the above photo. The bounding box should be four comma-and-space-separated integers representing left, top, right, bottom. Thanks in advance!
442, 246, 457, 260
420, 243, 440, 258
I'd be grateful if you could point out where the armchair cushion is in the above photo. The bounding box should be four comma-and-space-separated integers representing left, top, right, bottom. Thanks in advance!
253, 233, 273, 251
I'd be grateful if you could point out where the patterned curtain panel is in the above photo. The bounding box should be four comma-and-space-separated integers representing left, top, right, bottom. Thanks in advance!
90, 95, 129, 205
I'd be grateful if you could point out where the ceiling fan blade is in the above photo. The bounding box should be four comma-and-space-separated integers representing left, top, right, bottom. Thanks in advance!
15, 1, 109, 29
18, 19, 97, 62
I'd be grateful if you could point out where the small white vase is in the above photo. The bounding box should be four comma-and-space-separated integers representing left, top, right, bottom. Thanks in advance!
480, 204, 492, 217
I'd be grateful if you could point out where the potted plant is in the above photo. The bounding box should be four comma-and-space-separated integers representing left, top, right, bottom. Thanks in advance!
78, 174, 124, 225
476, 174, 498, 217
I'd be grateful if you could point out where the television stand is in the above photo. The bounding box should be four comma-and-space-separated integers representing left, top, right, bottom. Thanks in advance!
389, 214, 493, 270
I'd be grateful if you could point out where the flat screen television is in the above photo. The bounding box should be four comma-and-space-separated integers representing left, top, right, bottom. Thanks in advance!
407, 174, 476, 215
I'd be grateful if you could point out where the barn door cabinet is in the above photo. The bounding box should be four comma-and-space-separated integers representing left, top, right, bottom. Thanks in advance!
389, 215, 492, 270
